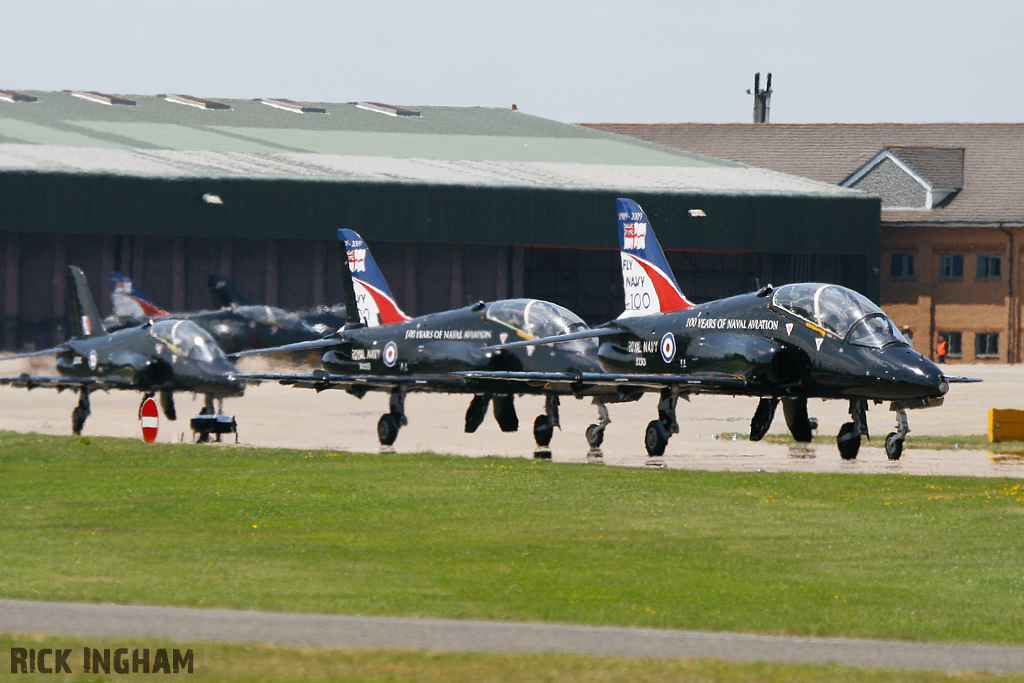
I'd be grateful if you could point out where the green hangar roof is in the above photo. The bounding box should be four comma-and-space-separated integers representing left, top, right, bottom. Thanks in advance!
0, 90, 877, 257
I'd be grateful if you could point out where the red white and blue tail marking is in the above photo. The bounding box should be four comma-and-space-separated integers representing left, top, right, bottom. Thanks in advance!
616, 198, 692, 318
110, 272, 169, 319
338, 229, 411, 327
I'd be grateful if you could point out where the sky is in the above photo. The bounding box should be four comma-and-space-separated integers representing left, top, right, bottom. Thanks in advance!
5, 0, 1022, 125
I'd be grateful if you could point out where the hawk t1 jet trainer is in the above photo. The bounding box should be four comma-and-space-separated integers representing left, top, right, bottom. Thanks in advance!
236, 230, 618, 450
108, 272, 347, 356
0, 266, 245, 436
470, 198, 978, 460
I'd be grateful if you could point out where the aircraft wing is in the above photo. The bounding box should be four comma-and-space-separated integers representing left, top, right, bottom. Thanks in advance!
237, 372, 473, 392
230, 337, 341, 359
944, 375, 983, 383
484, 326, 623, 350
0, 374, 137, 391
452, 370, 752, 394
0, 347, 64, 361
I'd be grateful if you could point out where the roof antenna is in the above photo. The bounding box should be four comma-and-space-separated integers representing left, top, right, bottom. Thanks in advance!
747, 72, 772, 123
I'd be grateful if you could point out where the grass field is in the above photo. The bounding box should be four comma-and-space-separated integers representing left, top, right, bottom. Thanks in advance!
1, 431, 1023, 648
3, 634, 1022, 683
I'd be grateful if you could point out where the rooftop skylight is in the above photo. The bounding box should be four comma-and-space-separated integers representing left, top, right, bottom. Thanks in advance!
165, 94, 231, 111
356, 101, 420, 118
0, 90, 37, 103
261, 98, 327, 114
71, 91, 136, 106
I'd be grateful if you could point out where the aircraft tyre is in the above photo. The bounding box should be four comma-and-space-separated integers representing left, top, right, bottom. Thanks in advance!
72, 406, 88, 435
72, 389, 91, 435
837, 422, 861, 460
465, 394, 490, 433
533, 414, 554, 447
377, 413, 401, 446
492, 395, 519, 432
586, 424, 605, 448
885, 432, 904, 460
783, 397, 814, 443
645, 420, 669, 457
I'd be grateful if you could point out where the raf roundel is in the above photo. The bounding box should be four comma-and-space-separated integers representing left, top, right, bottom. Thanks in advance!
383, 341, 398, 368
660, 332, 677, 364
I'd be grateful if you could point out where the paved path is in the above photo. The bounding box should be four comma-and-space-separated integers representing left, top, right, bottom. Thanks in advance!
2, 599, 1023, 674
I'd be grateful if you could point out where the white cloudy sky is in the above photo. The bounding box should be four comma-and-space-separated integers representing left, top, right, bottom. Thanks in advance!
4, 0, 1021, 124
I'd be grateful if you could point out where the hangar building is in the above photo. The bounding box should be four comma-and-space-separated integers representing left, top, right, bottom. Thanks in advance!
0, 90, 878, 350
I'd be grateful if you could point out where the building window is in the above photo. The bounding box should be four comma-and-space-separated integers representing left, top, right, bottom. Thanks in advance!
940, 255, 964, 279
890, 254, 915, 278
976, 332, 999, 359
978, 255, 1002, 280
939, 331, 962, 358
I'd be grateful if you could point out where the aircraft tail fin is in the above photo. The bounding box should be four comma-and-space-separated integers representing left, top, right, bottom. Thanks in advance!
67, 266, 107, 338
616, 198, 692, 318
110, 271, 169, 319
338, 229, 411, 326
208, 274, 248, 308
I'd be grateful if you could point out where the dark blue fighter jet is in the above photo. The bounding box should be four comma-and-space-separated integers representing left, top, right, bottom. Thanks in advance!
235, 230, 615, 451
466, 198, 979, 460
0, 266, 245, 435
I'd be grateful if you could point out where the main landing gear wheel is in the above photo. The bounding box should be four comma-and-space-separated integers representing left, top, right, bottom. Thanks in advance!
378, 413, 401, 446
533, 414, 554, 448
377, 388, 408, 447
885, 432, 904, 460
586, 399, 611, 450
72, 388, 91, 435
645, 420, 669, 457
837, 422, 861, 460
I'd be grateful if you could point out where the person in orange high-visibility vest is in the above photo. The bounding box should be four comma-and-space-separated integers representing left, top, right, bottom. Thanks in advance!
937, 335, 948, 364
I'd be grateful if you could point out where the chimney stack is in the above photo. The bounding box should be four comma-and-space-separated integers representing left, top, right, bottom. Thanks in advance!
749, 72, 772, 123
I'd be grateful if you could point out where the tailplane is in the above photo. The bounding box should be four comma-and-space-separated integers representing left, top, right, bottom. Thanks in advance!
208, 274, 248, 308
338, 229, 411, 326
110, 272, 169, 319
68, 266, 108, 338
616, 198, 692, 318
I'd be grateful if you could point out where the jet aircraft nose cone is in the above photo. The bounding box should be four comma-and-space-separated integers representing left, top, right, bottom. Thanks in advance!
865, 346, 947, 401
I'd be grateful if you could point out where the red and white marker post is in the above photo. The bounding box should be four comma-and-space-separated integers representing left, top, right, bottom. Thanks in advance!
140, 397, 159, 443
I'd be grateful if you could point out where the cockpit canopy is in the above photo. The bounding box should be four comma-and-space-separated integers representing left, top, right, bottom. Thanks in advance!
771, 283, 909, 348
239, 305, 305, 330
486, 299, 592, 352
149, 319, 228, 363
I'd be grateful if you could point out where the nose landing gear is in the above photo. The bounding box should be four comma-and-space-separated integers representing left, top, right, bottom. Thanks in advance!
885, 408, 909, 460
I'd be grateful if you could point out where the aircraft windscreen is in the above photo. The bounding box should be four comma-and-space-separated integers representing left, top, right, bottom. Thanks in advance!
772, 283, 889, 339
486, 299, 592, 350
847, 315, 910, 348
150, 320, 227, 362
242, 305, 304, 329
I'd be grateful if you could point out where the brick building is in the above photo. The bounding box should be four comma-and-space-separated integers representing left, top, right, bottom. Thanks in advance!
586, 123, 1024, 363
